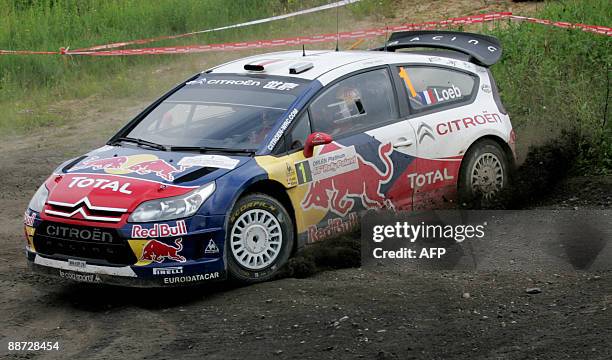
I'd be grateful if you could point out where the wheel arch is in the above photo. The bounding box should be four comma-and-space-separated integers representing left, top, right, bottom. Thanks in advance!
232, 179, 298, 251
458, 134, 515, 193
462, 134, 515, 169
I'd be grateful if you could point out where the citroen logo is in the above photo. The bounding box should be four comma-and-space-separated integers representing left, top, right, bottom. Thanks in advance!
45, 197, 127, 222
417, 123, 435, 144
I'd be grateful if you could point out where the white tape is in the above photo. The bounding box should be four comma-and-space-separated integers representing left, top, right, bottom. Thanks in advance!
193, 0, 362, 35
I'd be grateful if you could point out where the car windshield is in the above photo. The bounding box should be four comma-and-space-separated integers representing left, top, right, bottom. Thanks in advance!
125, 74, 310, 151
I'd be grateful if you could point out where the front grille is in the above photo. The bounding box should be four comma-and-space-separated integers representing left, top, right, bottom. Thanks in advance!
33, 222, 136, 266
45, 202, 125, 223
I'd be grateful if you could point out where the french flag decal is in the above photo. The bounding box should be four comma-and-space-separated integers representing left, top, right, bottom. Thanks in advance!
416, 89, 437, 105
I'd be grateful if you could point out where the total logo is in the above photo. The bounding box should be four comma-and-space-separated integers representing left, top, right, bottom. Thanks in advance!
131, 220, 187, 238
407, 169, 454, 188
71, 154, 189, 182
68, 176, 132, 194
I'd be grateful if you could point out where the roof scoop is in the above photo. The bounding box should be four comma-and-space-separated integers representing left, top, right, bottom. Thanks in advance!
289, 62, 313, 74
244, 59, 283, 72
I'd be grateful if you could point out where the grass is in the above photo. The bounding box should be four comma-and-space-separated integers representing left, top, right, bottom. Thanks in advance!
0, 0, 337, 132
1, 0, 610, 174
486, 0, 611, 174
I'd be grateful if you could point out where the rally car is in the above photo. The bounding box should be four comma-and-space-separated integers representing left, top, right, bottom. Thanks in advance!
24, 31, 515, 286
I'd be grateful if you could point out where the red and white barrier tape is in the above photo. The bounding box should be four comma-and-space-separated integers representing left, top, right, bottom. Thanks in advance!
62, 13, 511, 56
510, 15, 612, 36
1, 11, 609, 56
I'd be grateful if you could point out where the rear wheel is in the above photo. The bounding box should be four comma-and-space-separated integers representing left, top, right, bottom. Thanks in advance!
226, 193, 294, 283
458, 139, 509, 205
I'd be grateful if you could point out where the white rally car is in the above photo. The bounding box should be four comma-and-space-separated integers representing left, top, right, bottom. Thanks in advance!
25, 30, 515, 285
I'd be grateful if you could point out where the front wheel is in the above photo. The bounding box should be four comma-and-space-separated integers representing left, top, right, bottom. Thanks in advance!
458, 139, 510, 205
226, 193, 294, 283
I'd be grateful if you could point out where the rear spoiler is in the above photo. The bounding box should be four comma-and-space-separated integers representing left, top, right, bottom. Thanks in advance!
373, 31, 502, 67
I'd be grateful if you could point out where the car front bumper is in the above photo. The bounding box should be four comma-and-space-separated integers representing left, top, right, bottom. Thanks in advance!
24, 211, 228, 287
27, 252, 226, 287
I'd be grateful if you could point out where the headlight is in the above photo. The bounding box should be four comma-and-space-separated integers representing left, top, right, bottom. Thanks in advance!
28, 184, 49, 213
128, 182, 215, 223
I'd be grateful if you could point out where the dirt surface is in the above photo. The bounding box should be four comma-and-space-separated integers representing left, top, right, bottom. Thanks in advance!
1, 1, 611, 359
1, 91, 611, 360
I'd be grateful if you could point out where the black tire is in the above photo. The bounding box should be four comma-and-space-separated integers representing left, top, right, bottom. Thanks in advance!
226, 193, 294, 283
458, 139, 510, 205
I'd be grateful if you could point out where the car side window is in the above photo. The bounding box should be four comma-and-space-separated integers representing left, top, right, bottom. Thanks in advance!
396, 66, 476, 113
309, 68, 398, 137
286, 111, 311, 151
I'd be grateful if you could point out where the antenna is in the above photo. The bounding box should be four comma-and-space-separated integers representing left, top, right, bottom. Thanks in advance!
383, 24, 388, 52
335, 5, 339, 51
302, 44, 306, 57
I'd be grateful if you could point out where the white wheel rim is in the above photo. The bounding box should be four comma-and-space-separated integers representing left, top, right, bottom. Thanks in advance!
470, 152, 504, 200
230, 209, 283, 270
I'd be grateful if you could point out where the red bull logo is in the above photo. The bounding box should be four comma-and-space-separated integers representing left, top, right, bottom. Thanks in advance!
126, 159, 183, 181
72, 155, 187, 181
74, 156, 128, 170
140, 238, 186, 263
302, 143, 394, 216
131, 220, 187, 238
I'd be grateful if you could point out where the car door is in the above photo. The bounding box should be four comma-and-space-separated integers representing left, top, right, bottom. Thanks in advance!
281, 67, 418, 243
392, 64, 480, 209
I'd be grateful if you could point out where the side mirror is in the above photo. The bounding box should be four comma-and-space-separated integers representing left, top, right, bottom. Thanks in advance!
303, 132, 333, 158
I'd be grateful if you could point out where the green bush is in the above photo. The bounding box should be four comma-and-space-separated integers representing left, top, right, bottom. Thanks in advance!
488, 0, 611, 174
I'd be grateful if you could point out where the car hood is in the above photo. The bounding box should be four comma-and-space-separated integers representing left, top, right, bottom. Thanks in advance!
40, 145, 251, 225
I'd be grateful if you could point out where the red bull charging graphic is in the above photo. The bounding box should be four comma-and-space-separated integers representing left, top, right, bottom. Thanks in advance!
301, 142, 394, 216
140, 238, 186, 263
72, 155, 187, 181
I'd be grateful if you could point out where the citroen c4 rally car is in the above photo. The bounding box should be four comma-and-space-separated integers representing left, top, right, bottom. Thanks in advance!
24, 31, 515, 286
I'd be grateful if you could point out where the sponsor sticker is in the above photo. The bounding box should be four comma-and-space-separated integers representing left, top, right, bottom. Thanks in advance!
131, 220, 188, 238
71, 155, 190, 182
152, 266, 183, 275
204, 239, 220, 254
59, 269, 101, 283
262, 81, 299, 91
67, 176, 133, 194
301, 143, 394, 216
285, 162, 298, 187
436, 112, 502, 135
177, 155, 239, 170
267, 108, 299, 151
187, 78, 261, 87
295, 146, 359, 185
163, 272, 220, 284
408, 169, 454, 188
45, 224, 115, 243
23, 211, 36, 226
187, 77, 300, 92
308, 213, 359, 243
